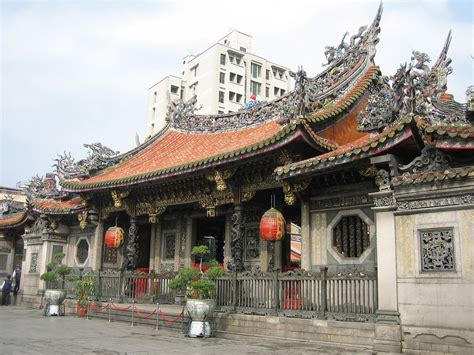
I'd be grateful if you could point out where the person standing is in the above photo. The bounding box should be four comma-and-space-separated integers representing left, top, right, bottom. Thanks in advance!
1, 275, 12, 305
12, 264, 21, 295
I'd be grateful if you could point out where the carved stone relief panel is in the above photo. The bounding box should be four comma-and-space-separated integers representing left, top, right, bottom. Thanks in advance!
244, 226, 260, 260
163, 233, 176, 260
29, 253, 38, 273
419, 228, 455, 272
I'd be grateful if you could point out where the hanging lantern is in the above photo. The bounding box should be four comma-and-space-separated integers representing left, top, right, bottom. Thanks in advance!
259, 208, 286, 241
104, 226, 125, 249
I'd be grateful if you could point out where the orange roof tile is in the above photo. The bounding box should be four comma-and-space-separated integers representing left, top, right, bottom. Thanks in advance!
64, 121, 286, 190
0, 211, 27, 229
32, 197, 84, 214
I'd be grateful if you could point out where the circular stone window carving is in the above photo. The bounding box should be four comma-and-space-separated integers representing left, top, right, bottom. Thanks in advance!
333, 215, 369, 258
76, 239, 89, 265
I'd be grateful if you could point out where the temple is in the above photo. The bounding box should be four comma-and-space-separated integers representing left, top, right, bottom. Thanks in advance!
5, 4, 473, 353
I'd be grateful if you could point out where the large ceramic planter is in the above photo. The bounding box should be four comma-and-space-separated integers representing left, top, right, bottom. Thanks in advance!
44, 289, 67, 316
185, 299, 216, 337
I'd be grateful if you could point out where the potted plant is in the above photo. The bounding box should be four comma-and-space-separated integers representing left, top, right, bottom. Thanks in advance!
40, 252, 75, 316
75, 272, 96, 315
169, 267, 199, 305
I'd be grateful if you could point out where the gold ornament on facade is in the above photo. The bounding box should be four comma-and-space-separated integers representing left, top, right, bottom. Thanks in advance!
78, 210, 88, 230
276, 149, 293, 166
111, 190, 130, 208
241, 190, 256, 202
48, 216, 61, 231
282, 178, 310, 205
206, 168, 236, 192
136, 201, 167, 224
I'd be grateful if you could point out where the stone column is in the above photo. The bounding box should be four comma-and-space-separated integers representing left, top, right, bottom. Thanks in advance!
153, 222, 162, 272
224, 213, 232, 268
148, 224, 156, 271
370, 190, 402, 353
37, 240, 51, 291
228, 204, 244, 272
184, 217, 193, 268
91, 222, 104, 271
174, 215, 183, 271
300, 200, 311, 270
122, 216, 138, 270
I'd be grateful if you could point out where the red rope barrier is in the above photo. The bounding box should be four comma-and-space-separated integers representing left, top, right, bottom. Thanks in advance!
158, 309, 184, 323
90, 303, 109, 312
134, 307, 157, 319
111, 303, 132, 311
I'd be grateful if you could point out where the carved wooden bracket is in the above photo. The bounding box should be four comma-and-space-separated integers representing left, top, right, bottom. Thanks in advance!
78, 210, 88, 230
283, 178, 311, 205
206, 168, 236, 192
111, 190, 130, 208
136, 201, 166, 223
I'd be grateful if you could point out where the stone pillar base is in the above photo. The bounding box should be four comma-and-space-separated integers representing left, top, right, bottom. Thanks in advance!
373, 310, 402, 353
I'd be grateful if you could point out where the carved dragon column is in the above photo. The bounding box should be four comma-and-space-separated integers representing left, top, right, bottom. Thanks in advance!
228, 204, 244, 272
122, 216, 139, 271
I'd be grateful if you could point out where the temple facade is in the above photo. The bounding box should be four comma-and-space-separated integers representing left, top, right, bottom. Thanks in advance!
4, 5, 473, 353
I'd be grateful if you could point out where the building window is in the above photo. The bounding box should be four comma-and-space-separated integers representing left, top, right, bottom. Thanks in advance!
219, 91, 225, 103
266, 70, 270, 80
236, 93, 243, 103
332, 215, 369, 258
170, 85, 179, 94
229, 72, 236, 82
420, 228, 455, 272
281, 89, 286, 96
191, 64, 199, 77
265, 87, 270, 98
274, 87, 279, 96
250, 81, 261, 96
218, 110, 224, 114
76, 239, 89, 265
153, 91, 157, 103
251, 63, 261, 79
229, 91, 236, 101
190, 82, 198, 95
240, 46, 246, 52
220, 54, 226, 65
164, 234, 176, 260
219, 72, 225, 84
236, 75, 243, 84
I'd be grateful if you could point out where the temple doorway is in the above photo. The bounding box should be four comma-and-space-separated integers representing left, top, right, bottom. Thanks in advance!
195, 216, 226, 265
136, 223, 151, 271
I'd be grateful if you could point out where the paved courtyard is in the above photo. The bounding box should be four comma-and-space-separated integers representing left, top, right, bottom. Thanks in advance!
0, 306, 373, 354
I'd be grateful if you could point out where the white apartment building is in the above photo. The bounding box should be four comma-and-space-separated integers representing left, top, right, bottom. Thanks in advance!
147, 30, 293, 135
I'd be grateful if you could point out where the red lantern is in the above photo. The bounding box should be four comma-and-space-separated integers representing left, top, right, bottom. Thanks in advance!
259, 208, 286, 241
104, 226, 125, 248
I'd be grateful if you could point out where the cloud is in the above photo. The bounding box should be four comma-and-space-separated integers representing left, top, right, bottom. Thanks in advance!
1, 0, 472, 186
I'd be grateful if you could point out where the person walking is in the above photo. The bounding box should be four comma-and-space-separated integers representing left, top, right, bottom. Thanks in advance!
1, 275, 12, 305
12, 264, 21, 295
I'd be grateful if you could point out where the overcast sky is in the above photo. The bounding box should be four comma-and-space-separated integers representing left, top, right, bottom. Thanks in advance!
1, 0, 472, 187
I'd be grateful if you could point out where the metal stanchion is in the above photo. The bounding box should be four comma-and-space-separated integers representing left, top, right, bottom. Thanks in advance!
108, 298, 112, 323
181, 306, 185, 334
131, 299, 135, 327
86, 297, 90, 320
155, 303, 160, 330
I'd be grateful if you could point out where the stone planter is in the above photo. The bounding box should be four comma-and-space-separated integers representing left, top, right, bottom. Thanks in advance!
185, 298, 216, 337
44, 289, 67, 316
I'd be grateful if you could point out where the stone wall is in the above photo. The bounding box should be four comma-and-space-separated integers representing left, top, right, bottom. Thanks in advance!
395, 208, 474, 352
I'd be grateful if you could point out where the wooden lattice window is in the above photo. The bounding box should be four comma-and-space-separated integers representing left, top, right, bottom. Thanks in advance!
332, 215, 370, 258
103, 246, 117, 264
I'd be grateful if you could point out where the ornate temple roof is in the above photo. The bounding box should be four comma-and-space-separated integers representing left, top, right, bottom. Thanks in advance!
30, 196, 84, 215
0, 211, 28, 230
58, 6, 384, 193
51, 4, 472, 197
